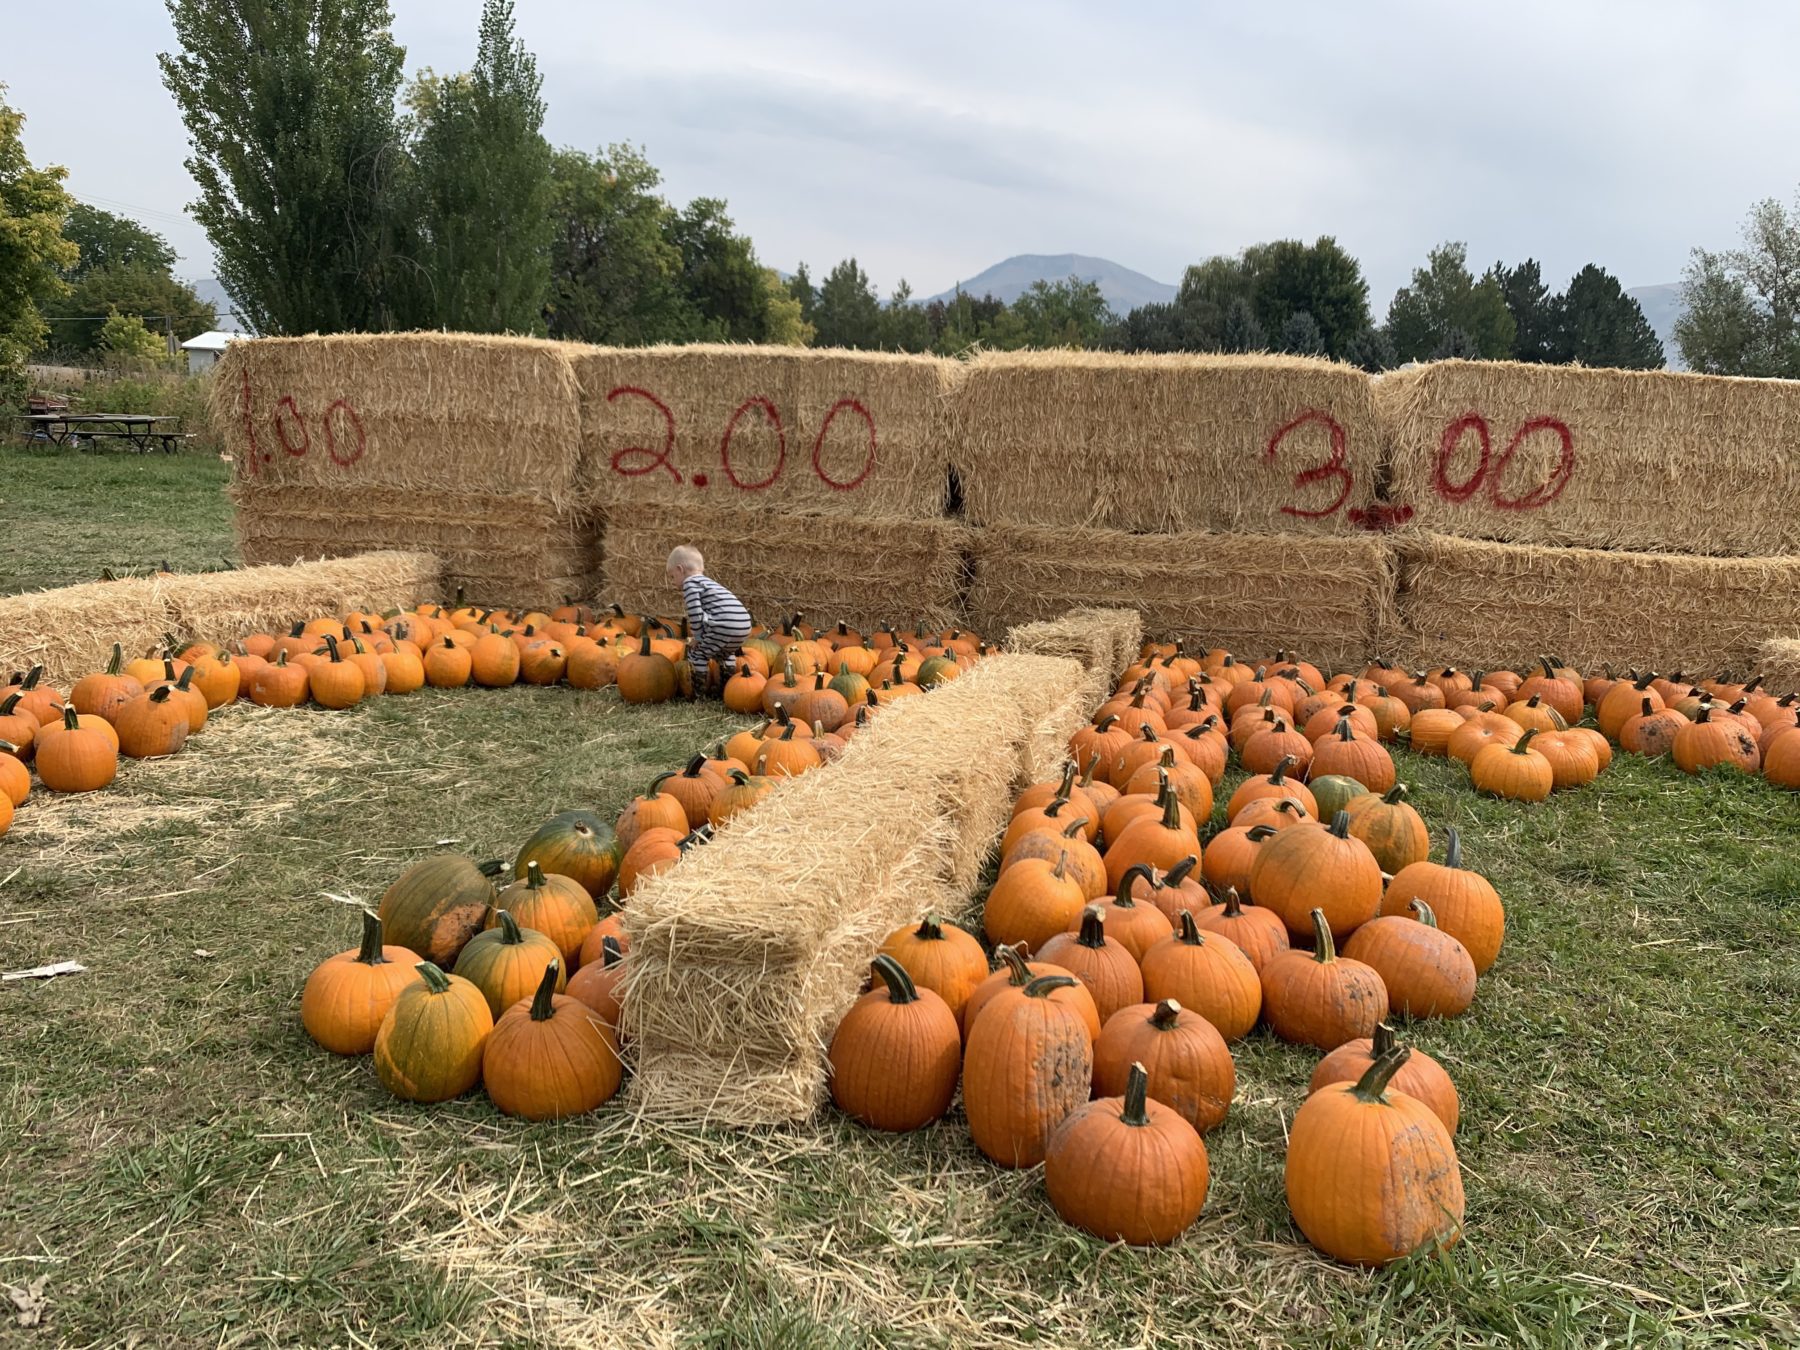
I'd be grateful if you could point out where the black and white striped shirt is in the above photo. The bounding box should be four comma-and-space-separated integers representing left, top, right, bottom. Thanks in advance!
682, 574, 753, 657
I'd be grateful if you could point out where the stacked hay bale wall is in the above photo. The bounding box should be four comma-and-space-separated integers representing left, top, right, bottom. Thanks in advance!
621, 653, 1088, 1125
0, 552, 440, 685
213, 335, 595, 606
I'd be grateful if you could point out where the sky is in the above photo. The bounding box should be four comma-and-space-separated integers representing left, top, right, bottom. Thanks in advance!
7, 0, 1800, 307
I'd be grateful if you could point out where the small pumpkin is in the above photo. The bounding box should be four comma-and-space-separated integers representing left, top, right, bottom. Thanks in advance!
1036, 906, 1145, 1025
962, 973, 1096, 1168
1224, 755, 1318, 823
984, 851, 1092, 955
1310, 1022, 1461, 1132
1260, 908, 1389, 1050
617, 630, 678, 704
1102, 786, 1204, 891
454, 910, 567, 1019
1139, 909, 1261, 1040
1092, 999, 1234, 1135
1086, 864, 1177, 963
962, 945, 1102, 1044
1193, 886, 1289, 973
489, 861, 600, 968
1470, 726, 1554, 801
877, 915, 989, 1031
1199, 823, 1276, 899
34, 705, 119, 792
566, 935, 627, 1031
1620, 698, 1687, 758
617, 772, 690, 852
373, 962, 494, 1103
114, 685, 189, 759
1672, 707, 1761, 775
828, 955, 962, 1131
70, 643, 143, 722
0, 744, 28, 806
300, 909, 421, 1054
482, 962, 623, 1120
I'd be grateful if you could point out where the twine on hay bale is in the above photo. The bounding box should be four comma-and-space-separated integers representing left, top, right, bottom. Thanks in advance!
598, 502, 971, 634
966, 524, 1395, 674
619, 652, 1084, 1125
1377, 359, 1800, 557
948, 349, 1379, 532
1396, 533, 1800, 673
210, 333, 585, 508
567, 343, 958, 519
1756, 638, 1800, 694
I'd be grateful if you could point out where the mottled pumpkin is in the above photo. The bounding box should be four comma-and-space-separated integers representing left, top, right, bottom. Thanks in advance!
454, 910, 567, 1019
1260, 908, 1389, 1050
1341, 900, 1475, 1019
962, 973, 1096, 1168
1249, 810, 1383, 941
373, 962, 494, 1103
1092, 999, 1235, 1134
378, 853, 504, 967
962, 945, 1102, 1044
514, 810, 619, 900
489, 861, 599, 968
1341, 783, 1429, 873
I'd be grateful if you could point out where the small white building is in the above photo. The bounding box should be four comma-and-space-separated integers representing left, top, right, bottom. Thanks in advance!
179, 330, 244, 374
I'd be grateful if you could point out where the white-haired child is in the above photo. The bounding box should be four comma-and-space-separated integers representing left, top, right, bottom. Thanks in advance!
665, 545, 752, 697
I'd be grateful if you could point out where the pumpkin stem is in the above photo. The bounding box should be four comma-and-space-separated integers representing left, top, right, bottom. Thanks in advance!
148, 685, 173, 705
1150, 999, 1182, 1029
1165, 855, 1198, 887
1328, 809, 1351, 839
1159, 780, 1184, 831
681, 753, 709, 778
1381, 783, 1408, 805
1512, 727, 1541, 753
997, 944, 1032, 986
105, 642, 124, 676
1051, 849, 1069, 880
61, 706, 80, 731
870, 953, 919, 1004
415, 961, 452, 994
1408, 899, 1439, 928
1245, 824, 1278, 843
495, 910, 526, 944
1117, 863, 1153, 907
1308, 908, 1336, 964
648, 770, 677, 796
1022, 973, 1078, 999
1042, 793, 1070, 818
1634, 671, 1657, 691
1373, 1022, 1399, 1057
1121, 1061, 1152, 1126
1221, 886, 1245, 917
1269, 754, 1295, 786
1177, 909, 1203, 945
529, 961, 561, 1020
1076, 905, 1108, 949
355, 909, 389, 965
1349, 1045, 1412, 1104
1060, 817, 1088, 839
524, 860, 547, 891
478, 859, 507, 879
1053, 761, 1077, 800
913, 914, 946, 941
1444, 826, 1464, 870
1538, 655, 1556, 678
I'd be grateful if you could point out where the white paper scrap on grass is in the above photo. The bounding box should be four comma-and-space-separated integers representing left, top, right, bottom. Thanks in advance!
1, 960, 87, 982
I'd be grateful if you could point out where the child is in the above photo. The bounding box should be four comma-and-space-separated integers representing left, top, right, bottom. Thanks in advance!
666, 545, 752, 697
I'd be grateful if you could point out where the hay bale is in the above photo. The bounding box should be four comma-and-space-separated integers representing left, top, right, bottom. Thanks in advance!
567, 344, 956, 518
1377, 360, 1800, 556
1004, 608, 1142, 776
620, 653, 1083, 1125
949, 350, 1380, 532
1396, 534, 1800, 672
1757, 638, 1800, 693
968, 525, 1395, 674
235, 486, 597, 610
598, 502, 970, 635
0, 576, 177, 687
210, 334, 584, 507
166, 552, 441, 642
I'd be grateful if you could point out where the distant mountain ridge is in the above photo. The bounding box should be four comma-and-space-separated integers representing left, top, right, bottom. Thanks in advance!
1627, 283, 1684, 370
926, 253, 1176, 314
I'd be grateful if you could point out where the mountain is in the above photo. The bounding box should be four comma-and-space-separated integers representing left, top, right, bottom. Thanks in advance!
1628, 283, 1684, 370
926, 254, 1176, 314
188, 277, 250, 333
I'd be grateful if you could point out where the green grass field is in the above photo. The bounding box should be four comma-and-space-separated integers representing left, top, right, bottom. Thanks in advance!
1, 446, 1797, 1347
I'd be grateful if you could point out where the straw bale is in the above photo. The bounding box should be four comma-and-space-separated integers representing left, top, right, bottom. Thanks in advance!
1396, 533, 1800, 672
1756, 638, 1800, 694
1003, 608, 1139, 776
949, 349, 1380, 532
234, 485, 597, 610
166, 552, 441, 642
968, 524, 1395, 674
1377, 359, 1800, 556
210, 333, 583, 506
0, 576, 177, 687
620, 652, 1083, 1124
598, 502, 970, 635
567, 343, 956, 518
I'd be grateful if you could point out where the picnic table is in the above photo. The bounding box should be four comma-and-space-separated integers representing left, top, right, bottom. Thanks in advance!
15, 412, 186, 454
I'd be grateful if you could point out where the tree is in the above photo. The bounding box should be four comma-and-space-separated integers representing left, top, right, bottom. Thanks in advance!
1106, 301, 1189, 353
160, 0, 412, 335
1277, 309, 1325, 356
1430, 328, 1481, 360
1221, 296, 1266, 353
879, 280, 933, 352
1243, 237, 1371, 358
812, 258, 882, 349
543, 145, 692, 344
44, 266, 217, 354
929, 289, 1007, 354
758, 268, 811, 346
1346, 325, 1397, 372
1385, 243, 1516, 361
989, 278, 1114, 349
1493, 259, 1565, 363
664, 197, 767, 342
1559, 264, 1663, 369
1675, 192, 1800, 377
61, 204, 177, 280
0, 86, 77, 370
1173, 255, 1254, 349
406, 0, 553, 333
786, 263, 816, 326
97, 309, 170, 364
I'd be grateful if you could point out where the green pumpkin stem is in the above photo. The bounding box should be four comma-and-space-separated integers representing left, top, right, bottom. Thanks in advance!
105, 642, 124, 676
1177, 909, 1204, 945
529, 961, 561, 1020
1117, 863, 1154, 907
1121, 1061, 1152, 1126
1269, 755, 1296, 786
415, 961, 452, 994
356, 909, 389, 964
524, 860, 547, 891
61, 706, 80, 731
495, 910, 525, 943
913, 914, 946, 941
1373, 1022, 1399, 1057
1408, 899, 1439, 928
1350, 1045, 1412, 1103
1022, 973, 1078, 999
1444, 827, 1464, 870
996, 944, 1032, 984
1158, 777, 1183, 831
1512, 727, 1542, 753
1308, 908, 1336, 964
1165, 855, 1198, 887
870, 953, 919, 1003
1329, 809, 1351, 839
601, 936, 623, 968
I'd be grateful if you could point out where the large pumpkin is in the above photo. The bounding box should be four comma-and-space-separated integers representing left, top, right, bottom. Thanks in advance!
373, 962, 494, 1103
1341, 900, 1476, 1019
1092, 999, 1234, 1134
617, 631, 678, 704
1340, 784, 1429, 873
300, 909, 421, 1055
377, 853, 504, 967
962, 973, 1096, 1168
514, 810, 619, 900
489, 861, 599, 968
1036, 906, 1145, 1025
827, 955, 962, 1131
877, 916, 988, 1032
1248, 810, 1383, 941
1193, 887, 1289, 973
482, 963, 623, 1120
1259, 908, 1389, 1050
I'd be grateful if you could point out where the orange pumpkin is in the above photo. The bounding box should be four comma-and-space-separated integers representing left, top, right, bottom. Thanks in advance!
1036, 906, 1145, 1025
828, 955, 962, 1131
1138, 910, 1261, 1040
961, 973, 1096, 1167
1090, 1000, 1234, 1137
1259, 908, 1389, 1050
300, 910, 422, 1055
482, 963, 623, 1120
877, 916, 989, 1031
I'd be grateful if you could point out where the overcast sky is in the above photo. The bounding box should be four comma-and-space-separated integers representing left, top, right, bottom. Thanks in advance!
8, 1, 1799, 308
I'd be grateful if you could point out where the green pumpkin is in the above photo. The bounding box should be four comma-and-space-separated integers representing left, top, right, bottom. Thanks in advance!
514, 810, 620, 900
916, 655, 960, 688
377, 854, 504, 967
1307, 774, 1371, 820
828, 663, 870, 708
453, 911, 566, 1018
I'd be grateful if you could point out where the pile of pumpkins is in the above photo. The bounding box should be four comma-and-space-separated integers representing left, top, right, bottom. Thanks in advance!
296, 616, 988, 1112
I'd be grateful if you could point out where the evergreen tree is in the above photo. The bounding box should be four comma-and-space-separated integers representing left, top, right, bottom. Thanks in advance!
879, 280, 933, 352
1430, 327, 1481, 360
1221, 296, 1266, 352
1346, 325, 1398, 372
1277, 309, 1325, 356
1385, 243, 1516, 360
1494, 258, 1566, 363
785, 263, 816, 325
1559, 264, 1663, 369
811, 258, 883, 349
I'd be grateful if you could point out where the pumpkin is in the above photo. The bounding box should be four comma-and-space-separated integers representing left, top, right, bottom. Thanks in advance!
566, 935, 626, 1031
157, 664, 210, 732
1341, 784, 1429, 873
1380, 827, 1504, 973
755, 723, 823, 778
618, 826, 686, 896
962, 973, 1096, 1167
617, 773, 690, 852
1087, 864, 1177, 963
1470, 726, 1554, 801
378, 853, 504, 968
1403, 708, 1464, 758
1139, 910, 1261, 1040
34, 706, 118, 792
482, 962, 623, 1119
578, 913, 630, 965
1224, 755, 1318, 822
962, 945, 1102, 1044
1306, 774, 1370, 821
70, 643, 144, 722
1120, 746, 1215, 825
490, 861, 599, 967
1199, 823, 1276, 898
1130, 855, 1208, 924
1621, 697, 1687, 757
1516, 655, 1583, 725
310, 636, 366, 709
1101, 777, 1192, 846
1310, 1023, 1461, 1132
565, 638, 618, 690
1044, 1058, 1209, 1245
7, 667, 63, 726
1597, 672, 1662, 739
1014, 762, 1101, 842
1036, 906, 1144, 1025
877, 915, 989, 1031
984, 851, 1092, 954
1194, 886, 1290, 974
0, 694, 40, 761
1102, 787, 1203, 891
454, 910, 567, 1019
1341, 900, 1476, 1019
1672, 707, 1761, 775
790, 672, 850, 730
1535, 728, 1601, 789
617, 631, 678, 704
1249, 810, 1383, 941
300, 909, 422, 1055
827, 955, 962, 1130
515, 810, 619, 900
373, 962, 494, 1103
1260, 908, 1389, 1050
1765, 728, 1800, 789
1285, 1045, 1464, 1266
1240, 718, 1315, 778
710, 768, 775, 827
1307, 717, 1396, 793
0, 745, 27, 806
1232, 795, 1313, 834
247, 650, 311, 705
114, 685, 189, 759
1092, 999, 1234, 1135
1002, 815, 1105, 900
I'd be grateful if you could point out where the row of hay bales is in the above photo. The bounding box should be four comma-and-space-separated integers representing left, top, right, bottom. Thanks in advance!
212, 336, 1800, 672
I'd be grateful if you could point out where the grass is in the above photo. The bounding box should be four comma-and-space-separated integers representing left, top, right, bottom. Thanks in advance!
2, 457, 1798, 1346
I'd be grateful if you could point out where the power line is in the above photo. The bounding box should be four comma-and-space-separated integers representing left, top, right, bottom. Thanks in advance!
68, 190, 195, 231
